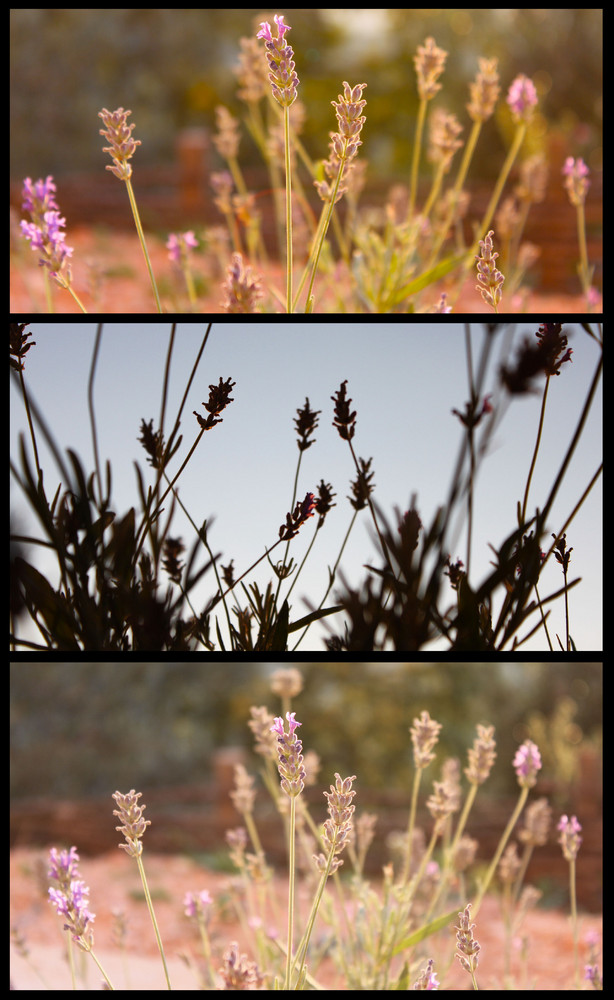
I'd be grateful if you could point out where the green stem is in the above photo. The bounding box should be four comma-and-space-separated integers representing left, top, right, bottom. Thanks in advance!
284, 106, 293, 313
124, 176, 163, 313
136, 853, 172, 989
284, 795, 297, 989
473, 785, 529, 919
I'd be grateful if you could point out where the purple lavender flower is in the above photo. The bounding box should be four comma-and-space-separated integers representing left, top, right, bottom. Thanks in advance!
112, 789, 151, 858
270, 711, 306, 797
47, 849, 96, 948
278, 492, 316, 541
557, 813, 582, 861
98, 107, 141, 180
562, 156, 590, 207
475, 230, 504, 310
513, 739, 542, 788
184, 889, 213, 918
166, 230, 199, 264
256, 14, 299, 108
506, 74, 538, 123
313, 773, 357, 876
20, 177, 74, 284
412, 957, 440, 990
48, 845, 81, 885
21, 175, 59, 216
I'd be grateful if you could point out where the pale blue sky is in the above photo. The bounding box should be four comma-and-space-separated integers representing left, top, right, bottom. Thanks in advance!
10, 322, 603, 651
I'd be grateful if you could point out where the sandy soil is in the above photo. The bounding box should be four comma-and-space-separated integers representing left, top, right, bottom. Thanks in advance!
10, 226, 599, 315
10, 846, 601, 990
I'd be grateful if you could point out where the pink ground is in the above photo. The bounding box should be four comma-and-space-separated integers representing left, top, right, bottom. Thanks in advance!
11, 847, 602, 990
11, 225, 599, 315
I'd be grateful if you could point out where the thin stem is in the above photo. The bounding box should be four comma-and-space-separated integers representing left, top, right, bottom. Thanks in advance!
284, 105, 293, 313
472, 785, 529, 919
284, 795, 297, 989
124, 176, 163, 313
408, 97, 428, 221
135, 853, 172, 989
520, 376, 550, 528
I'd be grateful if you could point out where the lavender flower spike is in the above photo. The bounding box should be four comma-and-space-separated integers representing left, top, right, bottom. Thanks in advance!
562, 157, 590, 207
47, 846, 95, 947
557, 813, 582, 861
513, 739, 542, 789
99, 107, 142, 180
506, 74, 538, 123
112, 789, 151, 857
271, 711, 306, 797
475, 230, 504, 310
257, 14, 299, 108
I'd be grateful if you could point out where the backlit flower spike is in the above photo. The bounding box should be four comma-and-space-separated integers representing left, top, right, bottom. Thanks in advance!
562, 157, 590, 207
506, 74, 538, 123
257, 14, 299, 108
513, 739, 542, 788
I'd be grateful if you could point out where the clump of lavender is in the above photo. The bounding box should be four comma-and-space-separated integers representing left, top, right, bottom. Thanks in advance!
475, 230, 504, 312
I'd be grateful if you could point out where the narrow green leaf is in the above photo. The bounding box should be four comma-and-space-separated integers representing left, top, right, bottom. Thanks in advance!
389, 252, 467, 306
288, 605, 343, 632
391, 907, 459, 956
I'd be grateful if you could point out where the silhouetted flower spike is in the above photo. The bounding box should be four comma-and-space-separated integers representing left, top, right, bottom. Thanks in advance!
348, 457, 375, 511
162, 537, 185, 584
332, 380, 357, 440
193, 377, 236, 430
315, 480, 336, 525
535, 323, 573, 375
294, 397, 321, 450
279, 492, 316, 540
10, 322, 36, 372
552, 532, 573, 573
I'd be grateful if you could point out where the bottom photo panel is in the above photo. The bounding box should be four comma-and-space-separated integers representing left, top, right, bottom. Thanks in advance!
10, 661, 602, 990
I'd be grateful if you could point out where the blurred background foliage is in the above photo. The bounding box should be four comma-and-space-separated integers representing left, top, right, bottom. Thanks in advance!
10, 662, 601, 806
11, 8, 602, 187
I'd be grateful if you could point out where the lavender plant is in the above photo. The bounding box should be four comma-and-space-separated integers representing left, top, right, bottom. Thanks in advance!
10, 321, 601, 651
18, 672, 600, 991
12, 14, 601, 313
